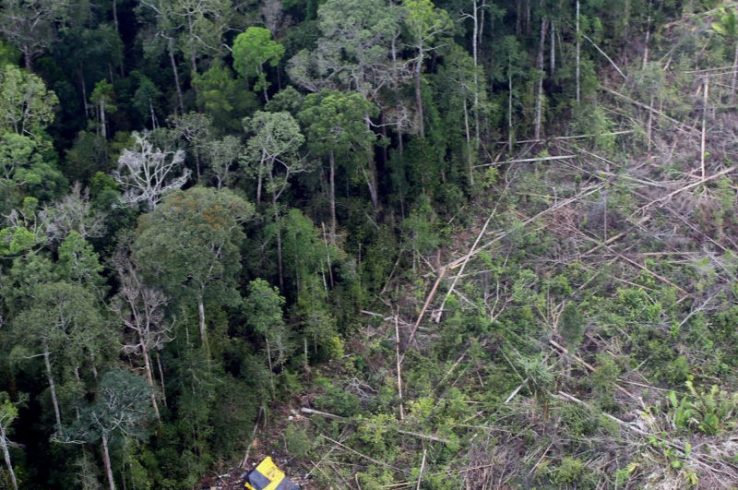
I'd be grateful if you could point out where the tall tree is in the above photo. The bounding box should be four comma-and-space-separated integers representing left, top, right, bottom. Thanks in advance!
287, 0, 403, 101
243, 279, 288, 396
244, 110, 304, 205
169, 111, 213, 179
203, 135, 242, 189
0, 133, 65, 214
435, 43, 489, 187
244, 111, 305, 287
12, 281, 106, 435
298, 90, 378, 241
0, 393, 19, 490
57, 231, 105, 291
71, 370, 153, 490
232, 27, 285, 102
113, 131, 190, 210
90, 80, 116, 140
132, 187, 253, 351
191, 62, 259, 132
0, 0, 70, 70
111, 252, 173, 421
0, 64, 58, 136
402, 0, 452, 138
137, 0, 232, 76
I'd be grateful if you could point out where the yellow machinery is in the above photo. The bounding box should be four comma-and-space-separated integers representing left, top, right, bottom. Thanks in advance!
243, 457, 300, 490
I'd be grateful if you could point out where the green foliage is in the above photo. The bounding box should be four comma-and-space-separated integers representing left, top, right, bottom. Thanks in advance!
64, 131, 109, 184
284, 424, 312, 458
192, 62, 259, 132
402, 194, 440, 257
314, 377, 361, 417
669, 381, 738, 435
0, 64, 58, 135
299, 90, 378, 158
559, 302, 585, 348
57, 231, 104, 289
712, 7, 738, 40
0, 1, 731, 488
552, 457, 590, 487
232, 27, 285, 96
133, 186, 254, 309
402, 0, 452, 51
0, 132, 66, 210
0, 226, 40, 256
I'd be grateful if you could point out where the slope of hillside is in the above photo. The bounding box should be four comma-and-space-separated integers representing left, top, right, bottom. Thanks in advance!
245, 6, 738, 489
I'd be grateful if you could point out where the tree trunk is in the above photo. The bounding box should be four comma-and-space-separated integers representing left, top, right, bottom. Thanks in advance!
80, 68, 89, 119
414, 57, 425, 138
100, 100, 107, 139
463, 100, 474, 188
362, 166, 379, 211
265, 339, 275, 398
194, 148, 202, 181
43, 347, 62, 434
150, 101, 157, 129
472, 0, 481, 146
262, 75, 270, 103
101, 433, 116, 490
256, 153, 265, 205
329, 151, 337, 244
730, 40, 738, 105
0, 425, 18, 490
167, 39, 185, 114
508, 68, 514, 151
197, 295, 208, 352
23, 49, 33, 72
575, 0, 582, 104
187, 17, 198, 75
643, 12, 651, 70
270, 176, 284, 290
550, 21, 555, 74
140, 342, 160, 422
534, 17, 549, 141
112, 0, 119, 33
156, 352, 167, 407
700, 76, 709, 181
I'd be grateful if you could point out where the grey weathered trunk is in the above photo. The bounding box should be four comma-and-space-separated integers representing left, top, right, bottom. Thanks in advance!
43, 347, 62, 434
270, 173, 284, 290
463, 99, 474, 187
167, 39, 185, 114
472, 0, 481, 146
198, 295, 208, 352
534, 17, 549, 141
414, 59, 425, 138
80, 68, 89, 119
730, 41, 738, 105
0, 424, 18, 490
266, 339, 275, 397
140, 342, 160, 421
112, 0, 119, 33
156, 352, 167, 407
100, 99, 107, 139
101, 432, 116, 490
550, 21, 555, 74
508, 68, 514, 151
575, 0, 582, 104
329, 151, 337, 244
256, 152, 265, 205
23, 49, 33, 72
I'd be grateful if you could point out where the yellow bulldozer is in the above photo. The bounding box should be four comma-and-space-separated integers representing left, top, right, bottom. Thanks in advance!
243, 457, 300, 490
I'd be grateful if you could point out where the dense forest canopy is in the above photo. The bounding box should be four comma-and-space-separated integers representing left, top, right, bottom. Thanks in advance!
1, 0, 738, 488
